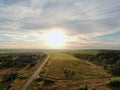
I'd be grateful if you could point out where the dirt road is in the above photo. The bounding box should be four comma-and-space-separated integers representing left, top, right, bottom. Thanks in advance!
20, 55, 50, 90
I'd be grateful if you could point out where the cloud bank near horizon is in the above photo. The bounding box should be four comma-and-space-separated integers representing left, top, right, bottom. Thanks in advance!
0, 0, 120, 49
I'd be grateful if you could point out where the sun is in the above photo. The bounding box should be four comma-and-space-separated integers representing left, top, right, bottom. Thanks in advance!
44, 30, 66, 48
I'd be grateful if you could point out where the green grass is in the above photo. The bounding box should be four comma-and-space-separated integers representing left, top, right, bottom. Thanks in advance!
70, 50, 100, 55
107, 77, 120, 84
51, 53, 79, 60
109, 77, 120, 81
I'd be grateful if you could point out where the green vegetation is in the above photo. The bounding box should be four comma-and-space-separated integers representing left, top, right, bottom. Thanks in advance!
72, 50, 120, 89
0, 76, 2, 82
0, 75, 10, 90
0, 53, 45, 68
73, 50, 120, 76
28, 77, 56, 90
70, 50, 100, 55
32, 52, 111, 90
0, 82, 10, 90
107, 77, 120, 87
45, 53, 110, 79
43, 78, 55, 86
79, 85, 88, 90
28, 80, 41, 90
1, 49, 120, 90
63, 68, 76, 78
0, 49, 44, 54
3, 71, 18, 82
0, 50, 46, 90
51, 52, 79, 60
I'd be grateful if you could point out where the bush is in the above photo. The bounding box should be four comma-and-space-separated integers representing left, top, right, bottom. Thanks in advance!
107, 78, 120, 87
43, 78, 55, 86
35, 77, 44, 82
92, 88, 96, 90
79, 85, 88, 90
63, 68, 76, 78
3, 72, 18, 82
29, 62, 37, 68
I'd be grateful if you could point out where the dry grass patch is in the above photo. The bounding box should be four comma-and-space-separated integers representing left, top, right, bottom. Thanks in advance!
39, 52, 112, 90
45, 53, 111, 79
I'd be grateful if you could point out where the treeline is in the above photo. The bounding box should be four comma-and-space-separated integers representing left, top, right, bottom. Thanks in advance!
0, 53, 46, 68
73, 50, 120, 76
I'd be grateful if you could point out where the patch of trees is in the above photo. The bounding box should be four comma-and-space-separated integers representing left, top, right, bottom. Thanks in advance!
107, 78, 120, 87
0, 53, 46, 68
73, 50, 120, 76
28, 62, 37, 68
3, 72, 18, 82
104, 60, 120, 75
35, 77, 55, 87
63, 68, 76, 78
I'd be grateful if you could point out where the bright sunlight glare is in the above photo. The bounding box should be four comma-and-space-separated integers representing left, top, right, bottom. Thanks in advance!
44, 30, 66, 48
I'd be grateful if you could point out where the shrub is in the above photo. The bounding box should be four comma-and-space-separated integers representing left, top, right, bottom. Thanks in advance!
63, 68, 76, 78
79, 85, 88, 90
107, 78, 120, 87
3, 72, 18, 82
36, 77, 44, 82
29, 62, 37, 68
92, 88, 96, 90
43, 78, 55, 86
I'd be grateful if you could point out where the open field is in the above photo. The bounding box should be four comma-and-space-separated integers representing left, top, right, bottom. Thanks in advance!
30, 52, 113, 90
1, 50, 120, 90
45, 53, 111, 79
69, 50, 100, 55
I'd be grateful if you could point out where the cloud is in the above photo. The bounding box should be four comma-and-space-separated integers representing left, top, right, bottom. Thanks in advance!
0, 0, 120, 49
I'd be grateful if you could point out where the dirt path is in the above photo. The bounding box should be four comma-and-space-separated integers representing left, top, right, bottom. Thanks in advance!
20, 55, 50, 90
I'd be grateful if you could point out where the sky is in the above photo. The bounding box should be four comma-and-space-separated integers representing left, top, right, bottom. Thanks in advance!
0, 0, 120, 49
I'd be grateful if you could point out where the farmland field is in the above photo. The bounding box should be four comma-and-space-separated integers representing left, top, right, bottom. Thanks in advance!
69, 50, 100, 55
30, 52, 113, 90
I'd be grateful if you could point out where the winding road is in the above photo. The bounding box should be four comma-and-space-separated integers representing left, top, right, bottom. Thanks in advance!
20, 55, 50, 90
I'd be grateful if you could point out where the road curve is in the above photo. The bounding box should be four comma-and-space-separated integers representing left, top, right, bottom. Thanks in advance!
20, 55, 50, 90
